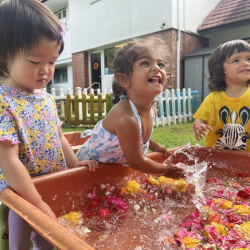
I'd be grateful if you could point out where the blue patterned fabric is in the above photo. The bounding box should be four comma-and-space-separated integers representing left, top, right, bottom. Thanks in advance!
76, 98, 155, 165
0, 85, 67, 190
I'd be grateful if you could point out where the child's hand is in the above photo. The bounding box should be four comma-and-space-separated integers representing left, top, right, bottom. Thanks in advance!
162, 154, 185, 179
149, 139, 168, 157
35, 200, 57, 221
75, 160, 99, 172
156, 145, 168, 157
194, 123, 213, 141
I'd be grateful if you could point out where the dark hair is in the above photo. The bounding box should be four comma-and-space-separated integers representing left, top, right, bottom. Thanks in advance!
112, 36, 171, 104
208, 39, 250, 92
0, 0, 64, 77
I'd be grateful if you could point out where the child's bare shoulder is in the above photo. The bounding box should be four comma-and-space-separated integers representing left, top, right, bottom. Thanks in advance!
103, 99, 138, 132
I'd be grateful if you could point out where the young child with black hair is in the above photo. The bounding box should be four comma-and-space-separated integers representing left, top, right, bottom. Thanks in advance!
76, 37, 185, 179
193, 39, 250, 151
0, 0, 98, 249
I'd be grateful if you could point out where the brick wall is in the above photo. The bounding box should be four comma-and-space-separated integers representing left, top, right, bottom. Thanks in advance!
72, 51, 89, 90
151, 29, 209, 89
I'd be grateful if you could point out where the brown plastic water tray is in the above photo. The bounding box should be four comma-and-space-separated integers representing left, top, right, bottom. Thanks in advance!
63, 132, 90, 151
1, 146, 250, 250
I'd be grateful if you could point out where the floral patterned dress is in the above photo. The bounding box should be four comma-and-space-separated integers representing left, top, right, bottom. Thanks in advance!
0, 85, 67, 190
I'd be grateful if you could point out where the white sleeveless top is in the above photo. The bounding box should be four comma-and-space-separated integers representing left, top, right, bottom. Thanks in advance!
76, 98, 155, 165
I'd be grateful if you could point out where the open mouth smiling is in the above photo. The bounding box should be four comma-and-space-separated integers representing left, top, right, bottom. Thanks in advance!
239, 68, 250, 73
148, 76, 162, 85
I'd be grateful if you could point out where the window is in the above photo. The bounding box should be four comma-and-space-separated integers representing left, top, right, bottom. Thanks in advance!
54, 67, 68, 84
104, 47, 116, 75
55, 8, 67, 26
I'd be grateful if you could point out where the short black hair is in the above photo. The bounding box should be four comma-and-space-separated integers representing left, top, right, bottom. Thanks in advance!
207, 39, 250, 92
0, 0, 64, 77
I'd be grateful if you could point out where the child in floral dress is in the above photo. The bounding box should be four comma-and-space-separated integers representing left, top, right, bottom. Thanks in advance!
0, 0, 98, 249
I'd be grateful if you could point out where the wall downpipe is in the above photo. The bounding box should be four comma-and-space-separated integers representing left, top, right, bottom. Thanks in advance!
177, 0, 181, 89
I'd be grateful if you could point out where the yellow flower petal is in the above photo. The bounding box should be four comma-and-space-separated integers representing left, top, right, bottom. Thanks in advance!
240, 222, 250, 236
234, 205, 250, 215
211, 222, 227, 236
61, 211, 82, 225
125, 180, 141, 195
182, 237, 200, 248
214, 198, 233, 210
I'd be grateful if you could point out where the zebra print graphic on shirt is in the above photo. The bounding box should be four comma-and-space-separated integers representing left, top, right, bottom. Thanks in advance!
215, 106, 250, 150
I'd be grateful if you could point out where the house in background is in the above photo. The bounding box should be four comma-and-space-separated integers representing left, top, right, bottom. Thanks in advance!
41, 0, 222, 95
184, 0, 250, 106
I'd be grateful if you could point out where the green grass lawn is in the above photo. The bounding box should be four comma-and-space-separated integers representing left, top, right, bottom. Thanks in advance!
62, 121, 205, 149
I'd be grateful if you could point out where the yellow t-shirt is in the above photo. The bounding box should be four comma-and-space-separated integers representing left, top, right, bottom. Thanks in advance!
193, 86, 250, 151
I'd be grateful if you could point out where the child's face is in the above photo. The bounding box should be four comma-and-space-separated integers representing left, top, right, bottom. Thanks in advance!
127, 51, 166, 97
223, 51, 250, 87
6, 37, 61, 93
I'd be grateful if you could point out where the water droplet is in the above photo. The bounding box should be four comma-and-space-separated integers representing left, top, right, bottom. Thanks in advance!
52, 194, 58, 201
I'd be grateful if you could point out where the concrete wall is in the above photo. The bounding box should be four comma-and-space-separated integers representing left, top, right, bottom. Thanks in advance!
68, 0, 220, 53
202, 25, 250, 46
69, 0, 173, 53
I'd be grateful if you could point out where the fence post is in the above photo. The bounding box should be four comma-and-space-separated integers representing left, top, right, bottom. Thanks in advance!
165, 90, 171, 126
107, 94, 113, 113
0, 203, 9, 250
65, 93, 72, 125
103, 89, 107, 116
183, 88, 187, 123
154, 94, 159, 128
90, 92, 95, 124
82, 93, 87, 124
188, 88, 192, 121
159, 93, 164, 127
98, 93, 103, 121
51, 88, 56, 97
75, 87, 82, 121
176, 89, 181, 124
171, 89, 176, 125
59, 88, 65, 117
74, 93, 79, 126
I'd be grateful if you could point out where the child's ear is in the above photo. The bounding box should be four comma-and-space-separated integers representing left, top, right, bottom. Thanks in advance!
116, 73, 130, 88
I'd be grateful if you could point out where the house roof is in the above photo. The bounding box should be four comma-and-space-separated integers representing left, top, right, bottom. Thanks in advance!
198, 0, 250, 34
184, 46, 217, 58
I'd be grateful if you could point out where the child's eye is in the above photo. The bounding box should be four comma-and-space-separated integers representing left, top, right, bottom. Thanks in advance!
49, 62, 55, 65
247, 58, 250, 61
30, 61, 39, 65
232, 60, 239, 63
140, 61, 149, 66
158, 63, 165, 68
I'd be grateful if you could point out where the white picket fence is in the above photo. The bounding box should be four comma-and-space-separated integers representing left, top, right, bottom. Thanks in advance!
43, 87, 195, 126
154, 88, 194, 127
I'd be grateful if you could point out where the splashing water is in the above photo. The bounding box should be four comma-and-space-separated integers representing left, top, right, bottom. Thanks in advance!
57, 144, 250, 250
175, 144, 208, 210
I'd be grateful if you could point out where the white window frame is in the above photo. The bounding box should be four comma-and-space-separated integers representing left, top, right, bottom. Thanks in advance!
55, 8, 67, 27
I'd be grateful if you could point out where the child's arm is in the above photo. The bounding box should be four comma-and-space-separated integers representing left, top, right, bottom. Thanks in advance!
115, 115, 184, 179
0, 140, 57, 221
58, 128, 99, 171
149, 139, 168, 157
149, 106, 168, 157
193, 118, 213, 141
